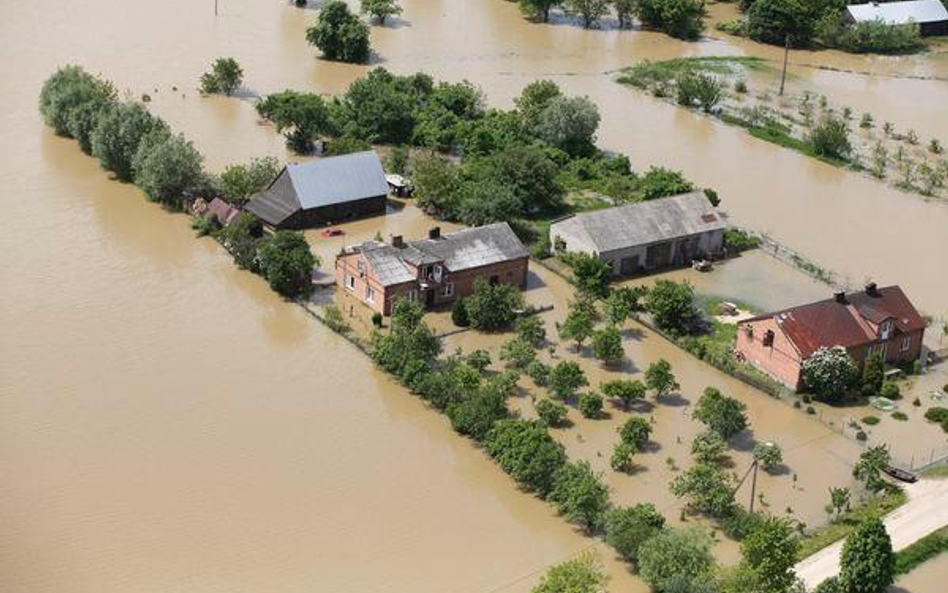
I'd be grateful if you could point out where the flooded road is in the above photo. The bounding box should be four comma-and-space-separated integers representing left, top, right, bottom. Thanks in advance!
2, 0, 947, 591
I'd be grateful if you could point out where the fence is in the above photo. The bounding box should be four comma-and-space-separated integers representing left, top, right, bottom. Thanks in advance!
750, 231, 852, 290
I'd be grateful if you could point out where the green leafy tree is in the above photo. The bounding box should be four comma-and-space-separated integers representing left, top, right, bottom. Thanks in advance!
91, 102, 166, 181
809, 113, 852, 160
639, 166, 696, 200
306, 1, 371, 64
802, 346, 858, 402
255, 90, 330, 153
636, 0, 706, 40
559, 297, 597, 350
604, 504, 666, 563
219, 156, 280, 206
693, 386, 748, 439
566, 0, 610, 28
549, 460, 610, 531
839, 517, 895, 593
691, 430, 727, 465
610, 441, 636, 472
568, 253, 612, 297
528, 360, 552, 386
518, 0, 560, 23
619, 416, 652, 451
534, 95, 600, 157
579, 392, 604, 419
39, 64, 116, 139
746, 0, 817, 46
645, 280, 696, 334
601, 379, 647, 409
827, 486, 851, 519
256, 231, 318, 297
500, 337, 538, 371
515, 79, 562, 128
199, 57, 243, 95
741, 517, 799, 593
334, 68, 431, 144
753, 442, 783, 471
861, 351, 885, 397
638, 527, 715, 592
592, 325, 624, 365
614, 0, 636, 28
532, 553, 607, 593
516, 315, 547, 347
485, 419, 568, 497
605, 285, 647, 325
132, 131, 205, 208
466, 349, 492, 372
446, 386, 509, 442
412, 153, 459, 215
219, 212, 266, 271
645, 358, 679, 399
676, 72, 722, 113
549, 361, 589, 400
852, 444, 891, 492
465, 278, 524, 331
360, 0, 402, 24
536, 398, 569, 427
670, 462, 736, 517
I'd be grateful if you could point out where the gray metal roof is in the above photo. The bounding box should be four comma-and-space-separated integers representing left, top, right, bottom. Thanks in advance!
244, 171, 298, 225
287, 151, 389, 210
359, 242, 416, 286
550, 192, 726, 254
847, 0, 948, 24
408, 223, 528, 272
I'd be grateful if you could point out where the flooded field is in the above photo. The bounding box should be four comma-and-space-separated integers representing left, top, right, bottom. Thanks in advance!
3, 0, 948, 591
890, 554, 948, 593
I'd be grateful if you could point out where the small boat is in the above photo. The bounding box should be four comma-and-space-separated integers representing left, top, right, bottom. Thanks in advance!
321, 228, 345, 237
882, 465, 918, 483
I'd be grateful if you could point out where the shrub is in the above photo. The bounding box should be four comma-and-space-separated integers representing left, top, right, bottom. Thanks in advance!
861, 352, 884, 397
862, 415, 880, 426
305, 1, 371, 63
549, 361, 588, 400
723, 228, 761, 252
835, 19, 922, 54
639, 166, 695, 200
256, 231, 318, 297
578, 392, 604, 419
39, 64, 116, 139
809, 114, 852, 161
527, 360, 551, 386
610, 441, 636, 472
802, 346, 858, 402
132, 132, 205, 208
604, 504, 666, 563
880, 382, 901, 400
531, 553, 606, 593
500, 337, 537, 371
515, 315, 547, 347
548, 460, 610, 531
360, 0, 403, 24
199, 57, 243, 95
676, 72, 722, 113
839, 517, 895, 593
451, 297, 469, 327
619, 417, 652, 451
486, 419, 568, 497
892, 411, 908, 421
322, 304, 350, 334
535, 398, 568, 427
925, 407, 948, 433
465, 279, 524, 331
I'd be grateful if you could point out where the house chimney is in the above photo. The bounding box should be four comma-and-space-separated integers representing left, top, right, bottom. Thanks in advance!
834, 291, 847, 304
865, 282, 878, 296
429, 226, 441, 240
392, 235, 404, 248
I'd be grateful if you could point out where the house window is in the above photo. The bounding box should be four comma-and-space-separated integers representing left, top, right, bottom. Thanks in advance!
762, 329, 774, 347
366, 286, 375, 303
901, 336, 911, 352
345, 275, 355, 290
880, 320, 894, 340
404, 290, 417, 302
441, 282, 455, 298
357, 259, 365, 274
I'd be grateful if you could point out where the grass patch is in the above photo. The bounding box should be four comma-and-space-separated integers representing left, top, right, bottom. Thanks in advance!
618, 56, 769, 90
862, 415, 881, 426
892, 411, 908, 421
922, 465, 948, 479
796, 484, 907, 560
894, 527, 948, 576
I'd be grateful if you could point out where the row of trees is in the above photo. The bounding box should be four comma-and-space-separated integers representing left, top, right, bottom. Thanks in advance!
516, 0, 706, 40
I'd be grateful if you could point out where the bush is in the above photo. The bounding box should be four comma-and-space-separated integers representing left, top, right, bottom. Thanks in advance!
465, 278, 524, 331
639, 166, 695, 200
835, 19, 922, 54
527, 360, 551, 386
723, 229, 760, 252
451, 297, 470, 327
549, 460, 610, 531
721, 507, 768, 540
92, 102, 166, 181
880, 382, 901, 400
610, 441, 636, 472
604, 504, 666, 563
305, 1, 371, 64
39, 64, 116, 139
535, 398, 568, 427
892, 411, 908, 421
500, 337, 537, 371
256, 231, 319, 297
802, 346, 858, 402
578, 392, 604, 419
484, 419, 568, 497
839, 517, 895, 593
861, 352, 884, 397
676, 72, 722, 113
862, 415, 880, 426
360, 0, 403, 24
199, 57, 243, 95
531, 553, 606, 593
132, 132, 205, 208
753, 441, 783, 470
925, 407, 948, 433
515, 315, 547, 347
809, 113, 852, 161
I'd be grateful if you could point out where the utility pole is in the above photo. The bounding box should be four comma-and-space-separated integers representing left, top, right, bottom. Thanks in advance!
749, 458, 759, 513
779, 35, 791, 96
215, 0, 218, 16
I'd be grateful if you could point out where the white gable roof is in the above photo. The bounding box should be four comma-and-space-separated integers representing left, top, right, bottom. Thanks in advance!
846, 0, 948, 25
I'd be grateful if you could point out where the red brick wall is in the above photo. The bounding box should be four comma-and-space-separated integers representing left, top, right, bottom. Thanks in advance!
734, 317, 804, 389
335, 251, 419, 315
431, 257, 529, 307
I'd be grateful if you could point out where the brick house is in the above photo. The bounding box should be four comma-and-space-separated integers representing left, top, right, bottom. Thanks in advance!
734, 284, 925, 390
335, 223, 529, 315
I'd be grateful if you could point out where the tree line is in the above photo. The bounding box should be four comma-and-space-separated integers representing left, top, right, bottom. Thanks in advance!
514, 0, 707, 40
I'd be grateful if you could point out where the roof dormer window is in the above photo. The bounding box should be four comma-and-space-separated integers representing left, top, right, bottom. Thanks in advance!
879, 320, 894, 340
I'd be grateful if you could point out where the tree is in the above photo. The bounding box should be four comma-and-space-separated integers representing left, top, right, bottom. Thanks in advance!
852, 444, 891, 492
614, 0, 636, 28
132, 132, 205, 208
255, 91, 330, 153
638, 527, 715, 592
516, 315, 547, 347
532, 553, 607, 593
412, 153, 459, 215
746, 0, 817, 46
534, 95, 600, 157
528, 360, 552, 386
579, 392, 604, 418
676, 72, 722, 113
256, 231, 318, 297
610, 441, 636, 472
566, 0, 610, 28
334, 68, 431, 144
645, 358, 679, 399
485, 419, 568, 497
568, 253, 611, 297
802, 346, 857, 402
549, 361, 589, 400
639, 166, 695, 200
636, 0, 706, 41
604, 504, 666, 563
670, 462, 735, 517
839, 517, 895, 593
559, 297, 597, 350
693, 387, 748, 439
464, 279, 524, 331
515, 79, 562, 128
500, 337, 537, 371
753, 442, 783, 471
602, 379, 647, 409
219, 156, 280, 206
827, 486, 851, 519
39, 64, 116, 139
306, 1, 371, 64
518, 0, 560, 23
360, 0, 402, 24
199, 57, 243, 95
446, 386, 509, 442
549, 460, 610, 531
645, 280, 696, 334
691, 430, 727, 465
619, 416, 652, 451
219, 212, 266, 271
861, 351, 884, 397
466, 349, 492, 372
741, 517, 799, 593
592, 325, 624, 365
91, 102, 166, 181
536, 398, 569, 427
605, 286, 647, 325
809, 114, 852, 160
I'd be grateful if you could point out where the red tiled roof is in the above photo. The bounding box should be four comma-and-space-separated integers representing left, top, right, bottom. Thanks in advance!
206, 198, 240, 226
746, 285, 924, 358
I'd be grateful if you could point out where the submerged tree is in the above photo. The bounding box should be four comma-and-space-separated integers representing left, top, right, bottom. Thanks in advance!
306, 1, 371, 64
199, 57, 243, 96
360, 0, 402, 24
256, 231, 318, 297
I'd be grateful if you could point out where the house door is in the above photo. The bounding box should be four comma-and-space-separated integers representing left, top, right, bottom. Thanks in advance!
425, 289, 435, 307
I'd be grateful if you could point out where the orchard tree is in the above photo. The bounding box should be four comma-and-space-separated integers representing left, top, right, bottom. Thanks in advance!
852, 444, 890, 492
601, 379, 647, 409
256, 231, 318, 297
839, 517, 895, 593
500, 336, 537, 371
645, 279, 696, 334
566, 0, 610, 29
360, 0, 402, 24
306, 1, 371, 64
559, 297, 597, 350
691, 430, 727, 465
535, 398, 569, 427
605, 285, 647, 325
549, 460, 610, 531
619, 416, 652, 451
638, 527, 715, 593
199, 57, 243, 95
534, 95, 600, 157
693, 386, 748, 439
741, 517, 799, 593
610, 441, 636, 472
802, 346, 857, 402
592, 325, 624, 365
465, 279, 524, 330
532, 553, 607, 593
219, 156, 280, 206
670, 462, 735, 517
753, 442, 784, 471
549, 361, 589, 400
516, 315, 547, 347
579, 392, 604, 419
604, 503, 666, 563
645, 358, 679, 399
255, 90, 330, 153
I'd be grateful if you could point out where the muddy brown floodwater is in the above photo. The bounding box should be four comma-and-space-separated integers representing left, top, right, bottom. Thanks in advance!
2, 0, 947, 592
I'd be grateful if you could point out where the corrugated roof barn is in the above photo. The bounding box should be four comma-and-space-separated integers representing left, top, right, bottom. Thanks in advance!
846, 0, 948, 34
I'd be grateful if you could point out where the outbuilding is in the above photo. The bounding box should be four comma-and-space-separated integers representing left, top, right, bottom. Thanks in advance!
845, 0, 948, 36
245, 151, 390, 230
549, 191, 726, 276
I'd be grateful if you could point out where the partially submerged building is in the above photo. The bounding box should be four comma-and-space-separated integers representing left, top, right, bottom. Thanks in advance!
845, 0, 948, 36
335, 223, 529, 315
734, 284, 926, 390
549, 191, 726, 275
245, 151, 389, 230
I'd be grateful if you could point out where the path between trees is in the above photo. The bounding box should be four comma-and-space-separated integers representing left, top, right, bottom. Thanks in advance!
794, 478, 948, 589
